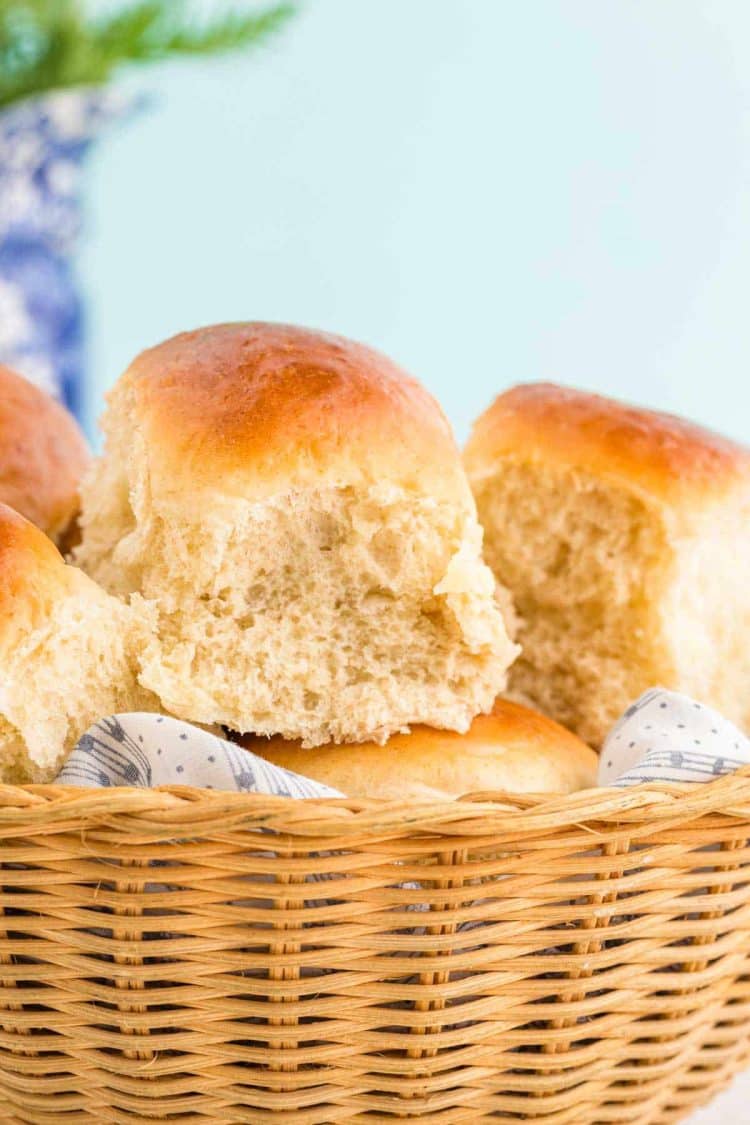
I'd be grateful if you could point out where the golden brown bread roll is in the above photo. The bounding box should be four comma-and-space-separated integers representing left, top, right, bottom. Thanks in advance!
0, 364, 89, 544
75, 323, 518, 747
465, 382, 750, 745
239, 699, 597, 800
0, 503, 156, 782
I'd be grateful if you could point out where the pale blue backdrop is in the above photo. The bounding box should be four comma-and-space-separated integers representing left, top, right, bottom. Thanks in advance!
80, 0, 750, 446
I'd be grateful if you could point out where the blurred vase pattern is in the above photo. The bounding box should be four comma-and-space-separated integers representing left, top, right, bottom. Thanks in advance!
0, 88, 136, 419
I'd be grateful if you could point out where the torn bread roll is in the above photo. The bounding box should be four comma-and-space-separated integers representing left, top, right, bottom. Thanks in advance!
0, 504, 156, 782
465, 382, 750, 746
75, 323, 518, 747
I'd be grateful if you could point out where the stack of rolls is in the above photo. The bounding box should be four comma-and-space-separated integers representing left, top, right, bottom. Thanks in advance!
13, 329, 747, 797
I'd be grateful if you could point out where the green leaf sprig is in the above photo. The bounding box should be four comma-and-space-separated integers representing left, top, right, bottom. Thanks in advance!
0, 1, 296, 108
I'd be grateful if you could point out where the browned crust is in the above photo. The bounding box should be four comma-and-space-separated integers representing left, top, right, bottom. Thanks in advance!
0, 504, 69, 648
0, 365, 89, 539
465, 382, 750, 504
237, 699, 598, 799
118, 323, 471, 504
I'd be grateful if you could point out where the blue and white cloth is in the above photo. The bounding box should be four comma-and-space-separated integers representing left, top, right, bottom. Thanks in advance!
55, 688, 750, 797
0, 87, 142, 416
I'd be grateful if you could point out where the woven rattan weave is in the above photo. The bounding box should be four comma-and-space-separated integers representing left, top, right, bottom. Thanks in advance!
1, 774, 750, 1123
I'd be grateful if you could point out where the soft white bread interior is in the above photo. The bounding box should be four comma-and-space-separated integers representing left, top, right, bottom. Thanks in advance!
239, 698, 598, 800
75, 323, 518, 746
0, 504, 156, 782
465, 382, 750, 746
0, 364, 89, 545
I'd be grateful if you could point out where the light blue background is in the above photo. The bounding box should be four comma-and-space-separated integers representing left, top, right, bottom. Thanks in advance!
80, 0, 750, 447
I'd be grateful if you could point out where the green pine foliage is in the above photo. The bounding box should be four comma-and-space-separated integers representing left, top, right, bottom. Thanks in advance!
0, 1, 296, 108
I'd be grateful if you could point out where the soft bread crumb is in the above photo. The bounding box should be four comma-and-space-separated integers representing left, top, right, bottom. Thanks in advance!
0, 505, 159, 782
473, 462, 672, 745
79, 477, 518, 745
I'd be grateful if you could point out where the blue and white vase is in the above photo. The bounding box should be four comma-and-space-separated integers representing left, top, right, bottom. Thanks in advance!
0, 87, 138, 419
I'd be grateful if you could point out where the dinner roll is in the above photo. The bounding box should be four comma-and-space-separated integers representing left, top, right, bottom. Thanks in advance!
75, 323, 518, 746
0, 364, 89, 544
241, 699, 597, 800
0, 504, 156, 782
465, 382, 750, 746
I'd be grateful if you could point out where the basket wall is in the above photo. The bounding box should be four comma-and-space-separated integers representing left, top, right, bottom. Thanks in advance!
1, 774, 750, 1123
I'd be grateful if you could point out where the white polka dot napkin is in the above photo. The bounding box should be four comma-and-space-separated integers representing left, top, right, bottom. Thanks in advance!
55, 689, 750, 796
597, 688, 750, 787
56, 712, 343, 797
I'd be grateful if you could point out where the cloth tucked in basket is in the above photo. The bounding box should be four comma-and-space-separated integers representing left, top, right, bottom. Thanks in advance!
54, 688, 750, 795
597, 687, 750, 786
56, 712, 343, 796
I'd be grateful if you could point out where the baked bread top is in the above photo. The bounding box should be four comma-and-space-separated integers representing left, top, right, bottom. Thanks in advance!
242, 699, 597, 801
0, 365, 89, 542
111, 322, 473, 508
465, 382, 750, 506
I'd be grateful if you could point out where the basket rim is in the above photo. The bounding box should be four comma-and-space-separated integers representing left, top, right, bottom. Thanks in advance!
1, 764, 750, 839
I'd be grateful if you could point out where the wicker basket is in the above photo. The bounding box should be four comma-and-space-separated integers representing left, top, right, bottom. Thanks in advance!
2, 774, 750, 1124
